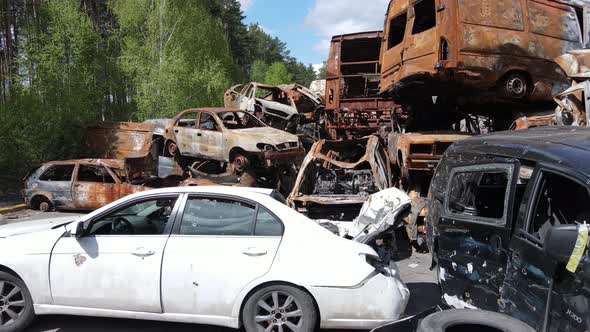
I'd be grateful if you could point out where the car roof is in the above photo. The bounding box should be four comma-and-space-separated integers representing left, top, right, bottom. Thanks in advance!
448, 127, 590, 176
181, 108, 244, 114
44, 159, 124, 169
134, 186, 276, 196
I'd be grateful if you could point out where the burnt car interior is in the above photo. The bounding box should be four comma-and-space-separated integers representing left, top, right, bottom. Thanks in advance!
340, 36, 381, 98
256, 86, 291, 105
88, 197, 178, 235
38, 164, 74, 182
448, 170, 509, 219
77, 164, 115, 183
219, 111, 264, 129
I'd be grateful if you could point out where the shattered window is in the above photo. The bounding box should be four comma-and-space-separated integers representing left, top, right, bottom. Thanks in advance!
254, 206, 283, 236
447, 166, 511, 222
77, 165, 116, 183
39, 164, 75, 182
529, 172, 590, 244
176, 113, 198, 128
180, 197, 255, 236
388, 13, 407, 49
412, 0, 436, 35
219, 111, 264, 129
199, 113, 219, 131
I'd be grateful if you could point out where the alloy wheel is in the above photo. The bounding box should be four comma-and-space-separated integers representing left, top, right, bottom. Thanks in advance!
255, 291, 304, 332
0, 281, 26, 327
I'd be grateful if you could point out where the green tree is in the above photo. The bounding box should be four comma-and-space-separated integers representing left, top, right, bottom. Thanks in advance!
264, 62, 293, 86
317, 61, 327, 79
250, 60, 269, 83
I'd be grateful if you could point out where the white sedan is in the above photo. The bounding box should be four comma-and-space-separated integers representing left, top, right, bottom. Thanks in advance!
0, 187, 409, 332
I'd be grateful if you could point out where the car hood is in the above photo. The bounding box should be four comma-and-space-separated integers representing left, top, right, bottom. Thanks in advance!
256, 99, 298, 116
0, 216, 80, 238
230, 127, 299, 146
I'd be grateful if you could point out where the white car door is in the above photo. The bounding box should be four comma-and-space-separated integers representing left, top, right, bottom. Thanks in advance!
194, 112, 224, 161
173, 112, 199, 157
49, 194, 181, 312
161, 195, 283, 318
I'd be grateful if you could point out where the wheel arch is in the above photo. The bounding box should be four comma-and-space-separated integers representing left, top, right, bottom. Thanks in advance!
30, 193, 53, 209
0, 264, 25, 282
237, 280, 321, 329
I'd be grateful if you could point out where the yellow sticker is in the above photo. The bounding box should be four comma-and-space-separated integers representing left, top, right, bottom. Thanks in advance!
566, 224, 589, 273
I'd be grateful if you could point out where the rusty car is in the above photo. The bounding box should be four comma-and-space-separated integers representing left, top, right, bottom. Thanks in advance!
554, 49, 590, 126
325, 31, 396, 140
224, 83, 302, 133
22, 159, 150, 212
425, 127, 590, 332
380, 0, 586, 104
149, 108, 305, 172
287, 136, 391, 221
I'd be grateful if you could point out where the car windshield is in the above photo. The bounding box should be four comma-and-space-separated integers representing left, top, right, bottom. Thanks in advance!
218, 111, 265, 129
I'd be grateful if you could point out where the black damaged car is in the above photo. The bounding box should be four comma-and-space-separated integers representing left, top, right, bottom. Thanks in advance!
378, 127, 590, 332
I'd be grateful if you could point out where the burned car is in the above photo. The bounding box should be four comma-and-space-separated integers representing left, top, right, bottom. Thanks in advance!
288, 136, 391, 221
148, 108, 304, 172
224, 83, 301, 133
555, 49, 590, 126
23, 159, 150, 211
426, 127, 590, 331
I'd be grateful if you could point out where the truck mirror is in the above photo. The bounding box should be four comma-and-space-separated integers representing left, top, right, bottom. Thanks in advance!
544, 224, 580, 263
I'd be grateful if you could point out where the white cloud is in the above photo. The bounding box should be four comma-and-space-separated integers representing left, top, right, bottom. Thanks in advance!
312, 63, 324, 74
305, 0, 389, 56
239, 0, 254, 11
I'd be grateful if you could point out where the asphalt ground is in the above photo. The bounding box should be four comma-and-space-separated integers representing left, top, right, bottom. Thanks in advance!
1, 209, 439, 332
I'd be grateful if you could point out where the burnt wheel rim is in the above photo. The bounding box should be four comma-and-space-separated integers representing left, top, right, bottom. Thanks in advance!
39, 201, 50, 212
0, 281, 26, 327
255, 291, 303, 332
167, 142, 178, 156
506, 76, 527, 98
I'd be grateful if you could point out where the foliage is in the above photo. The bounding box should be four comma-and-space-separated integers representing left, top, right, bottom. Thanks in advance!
264, 62, 293, 86
250, 60, 269, 83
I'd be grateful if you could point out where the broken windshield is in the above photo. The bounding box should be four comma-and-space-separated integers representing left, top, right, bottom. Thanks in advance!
218, 111, 265, 129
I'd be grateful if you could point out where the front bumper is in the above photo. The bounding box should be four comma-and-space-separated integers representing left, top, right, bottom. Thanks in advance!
308, 268, 410, 330
261, 147, 305, 166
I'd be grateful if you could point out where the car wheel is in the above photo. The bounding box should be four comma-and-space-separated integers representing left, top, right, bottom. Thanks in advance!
418, 309, 535, 332
0, 272, 35, 332
33, 197, 52, 212
502, 73, 529, 100
242, 285, 317, 332
232, 154, 250, 173
166, 141, 178, 157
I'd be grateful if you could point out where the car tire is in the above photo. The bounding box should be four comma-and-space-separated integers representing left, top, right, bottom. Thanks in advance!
501, 73, 529, 100
33, 196, 52, 212
418, 309, 535, 332
242, 284, 317, 332
166, 140, 178, 157
0, 272, 36, 332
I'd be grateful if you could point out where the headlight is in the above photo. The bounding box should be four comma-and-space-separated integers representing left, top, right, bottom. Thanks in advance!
256, 143, 276, 152
360, 253, 391, 277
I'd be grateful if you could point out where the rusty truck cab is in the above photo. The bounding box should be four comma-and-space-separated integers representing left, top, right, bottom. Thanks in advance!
381, 0, 586, 103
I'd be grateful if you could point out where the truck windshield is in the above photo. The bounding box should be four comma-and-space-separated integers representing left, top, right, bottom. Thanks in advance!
218, 111, 265, 129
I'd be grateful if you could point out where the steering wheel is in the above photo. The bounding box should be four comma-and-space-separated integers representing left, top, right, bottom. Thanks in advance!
112, 217, 135, 234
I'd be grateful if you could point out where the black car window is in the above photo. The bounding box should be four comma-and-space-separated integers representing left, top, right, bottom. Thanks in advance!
446, 164, 513, 224
180, 197, 255, 236
87, 196, 178, 236
39, 164, 75, 182
529, 172, 590, 244
412, 0, 436, 35
388, 13, 407, 49
254, 206, 283, 236
77, 164, 116, 183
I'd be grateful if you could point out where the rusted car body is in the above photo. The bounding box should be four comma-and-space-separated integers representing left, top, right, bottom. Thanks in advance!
151, 108, 304, 171
325, 31, 396, 139
23, 159, 150, 211
554, 49, 590, 126
380, 0, 586, 104
388, 132, 471, 191
288, 136, 392, 221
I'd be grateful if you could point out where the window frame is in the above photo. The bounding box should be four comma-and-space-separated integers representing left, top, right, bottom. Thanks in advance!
411, 0, 437, 35
387, 12, 408, 50
175, 111, 199, 128
197, 112, 221, 132
443, 163, 515, 226
39, 163, 75, 182
81, 193, 183, 237
76, 163, 117, 184
523, 164, 590, 247
173, 193, 285, 237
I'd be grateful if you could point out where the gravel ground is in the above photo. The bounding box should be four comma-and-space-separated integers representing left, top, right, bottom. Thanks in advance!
2, 210, 439, 332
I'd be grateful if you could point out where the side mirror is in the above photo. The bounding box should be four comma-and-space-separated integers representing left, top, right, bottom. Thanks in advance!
544, 224, 580, 263
75, 221, 86, 239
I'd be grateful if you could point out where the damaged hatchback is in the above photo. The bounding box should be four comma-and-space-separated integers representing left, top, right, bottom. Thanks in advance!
0, 186, 409, 332
427, 127, 590, 331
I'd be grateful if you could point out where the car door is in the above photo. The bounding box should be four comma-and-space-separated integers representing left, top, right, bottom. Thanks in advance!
35, 163, 75, 208
161, 195, 283, 318
72, 163, 118, 210
172, 111, 199, 157
502, 165, 590, 332
194, 112, 224, 161
436, 160, 520, 311
403, 0, 438, 69
49, 194, 181, 312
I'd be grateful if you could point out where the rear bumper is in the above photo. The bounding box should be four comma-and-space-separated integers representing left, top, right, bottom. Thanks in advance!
308, 269, 410, 330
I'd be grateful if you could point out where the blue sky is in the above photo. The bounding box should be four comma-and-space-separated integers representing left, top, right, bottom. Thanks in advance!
240, 0, 389, 69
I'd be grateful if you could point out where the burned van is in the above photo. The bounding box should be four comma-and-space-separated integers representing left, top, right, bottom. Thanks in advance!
380, 0, 588, 103
426, 127, 590, 331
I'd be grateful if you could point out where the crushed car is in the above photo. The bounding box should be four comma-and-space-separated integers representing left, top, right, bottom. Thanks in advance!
288, 136, 391, 221
147, 108, 305, 172
224, 82, 323, 133
22, 159, 150, 211
555, 49, 590, 126
423, 127, 590, 332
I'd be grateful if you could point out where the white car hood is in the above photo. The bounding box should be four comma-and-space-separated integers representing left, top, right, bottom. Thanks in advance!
257, 99, 298, 117
0, 216, 80, 238
230, 127, 299, 146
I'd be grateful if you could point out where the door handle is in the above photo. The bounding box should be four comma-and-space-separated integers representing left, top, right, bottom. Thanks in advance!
174, 129, 179, 133
445, 228, 469, 234
242, 247, 267, 257
132, 247, 155, 258
197, 133, 202, 137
